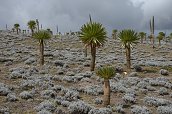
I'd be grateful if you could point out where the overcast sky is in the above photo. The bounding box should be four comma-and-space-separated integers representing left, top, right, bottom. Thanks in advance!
0, 0, 172, 34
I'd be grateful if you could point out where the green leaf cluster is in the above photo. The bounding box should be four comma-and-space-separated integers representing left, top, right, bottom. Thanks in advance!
33, 30, 51, 40
79, 22, 107, 47
118, 29, 139, 48
96, 66, 116, 79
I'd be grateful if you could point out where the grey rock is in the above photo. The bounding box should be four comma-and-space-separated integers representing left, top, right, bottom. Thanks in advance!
159, 69, 169, 75
158, 87, 168, 95
64, 90, 80, 101
19, 91, 33, 99
37, 110, 52, 114
115, 66, 123, 73
0, 86, 11, 96
55, 108, 66, 114
128, 72, 138, 77
66, 71, 75, 76
54, 60, 64, 67
115, 104, 125, 114
0, 107, 10, 114
61, 100, 71, 107
4, 61, 12, 66
24, 57, 36, 65
41, 90, 56, 99
94, 98, 103, 105
122, 93, 136, 104
133, 65, 142, 72
6, 93, 18, 102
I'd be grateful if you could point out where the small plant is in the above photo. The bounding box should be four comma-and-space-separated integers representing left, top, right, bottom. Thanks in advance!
27, 20, 36, 36
112, 29, 118, 39
80, 21, 107, 71
118, 29, 139, 69
139, 32, 146, 44
96, 66, 115, 106
14, 23, 20, 34
33, 30, 51, 66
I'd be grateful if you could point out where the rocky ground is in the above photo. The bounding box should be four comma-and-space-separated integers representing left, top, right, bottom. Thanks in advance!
0, 30, 172, 114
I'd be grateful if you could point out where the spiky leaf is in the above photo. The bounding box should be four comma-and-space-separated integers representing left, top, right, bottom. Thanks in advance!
79, 22, 107, 47
96, 66, 116, 79
118, 29, 139, 48
33, 30, 51, 40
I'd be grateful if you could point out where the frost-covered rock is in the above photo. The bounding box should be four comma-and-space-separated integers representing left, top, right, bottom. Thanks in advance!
139, 89, 148, 94
37, 110, 52, 114
24, 57, 36, 65
84, 85, 103, 95
68, 101, 92, 114
9, 67, 26, 79
125, 77, 140, 86
82, 71, 93, 78
111, 82, 127, 93
19, 91, 33, 99
35, 100, 56, 112
64, 90, 80, 101
54, 60, 64, 67
128, 72, 138, 77
20, 79, 36, 89
6, 93, 18, 102
62, 76, 83, 83
94, 98, 103, 105
170, 93, 172, 98
115, 104, 125, 114
146, 86, 156, 91
55, 108, 66, 114
158, 87, 168, 95
115, 66, 123, 73
144, 96, 172, 107
133, 65, 142, 72
88, 108, 112, 114
61, 100, 71, 107
0, 107, 10, 114
57, 69, 64, 75
0, 86, 11, 96
41, 90, 56, 99
51, 85, 63, 92
131, 105, 151, 114
137, 81, 150, 89
159, 69, 169, 76
122, 94, 136, 104
157, 106, 172, 114
149, 77, 172, 89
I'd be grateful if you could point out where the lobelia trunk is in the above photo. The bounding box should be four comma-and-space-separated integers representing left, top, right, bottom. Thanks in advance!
152, 34, 155, 48
31, 29, 34, 36
141, 38, 143, 44
40, 39, 44, 66
103, 79, 110, 106
84, 46, 87, 57
126, 46, 131, 69
159, 40, 161, 46
90, 45, 96, 71
16, 29, 19, 34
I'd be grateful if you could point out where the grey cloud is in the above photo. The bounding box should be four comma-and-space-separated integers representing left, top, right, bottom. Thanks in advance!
0, 0, 171, 34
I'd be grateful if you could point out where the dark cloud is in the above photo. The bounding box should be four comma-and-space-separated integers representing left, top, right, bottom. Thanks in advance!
0, 0, 171, 34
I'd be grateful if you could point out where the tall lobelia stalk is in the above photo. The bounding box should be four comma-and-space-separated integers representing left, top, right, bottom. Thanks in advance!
83, 14, 92, 57
36, 19, 39, 31
150, 16, 155, 48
